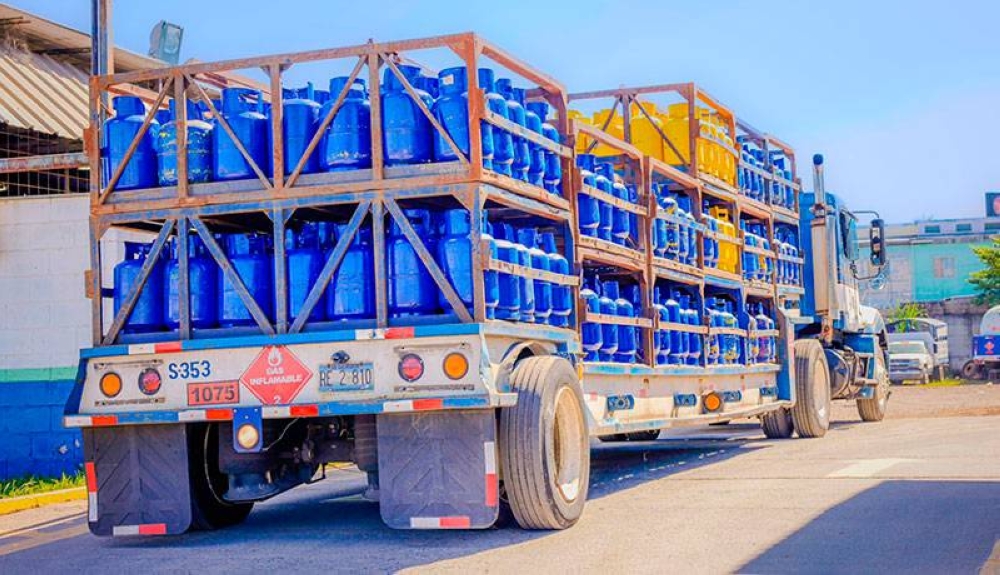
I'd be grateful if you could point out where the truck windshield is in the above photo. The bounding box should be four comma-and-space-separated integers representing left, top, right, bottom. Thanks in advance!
889, 342, 927, 355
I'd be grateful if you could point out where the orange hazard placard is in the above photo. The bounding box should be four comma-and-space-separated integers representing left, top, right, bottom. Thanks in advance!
240, 346, 313, 405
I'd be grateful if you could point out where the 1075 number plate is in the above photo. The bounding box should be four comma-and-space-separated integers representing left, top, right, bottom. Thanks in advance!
319, 362, 374, 392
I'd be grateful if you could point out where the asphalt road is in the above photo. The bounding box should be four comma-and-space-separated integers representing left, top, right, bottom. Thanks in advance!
2, 385, 999, 574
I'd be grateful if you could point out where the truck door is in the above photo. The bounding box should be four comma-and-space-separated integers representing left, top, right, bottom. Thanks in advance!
837, 210, 864, 332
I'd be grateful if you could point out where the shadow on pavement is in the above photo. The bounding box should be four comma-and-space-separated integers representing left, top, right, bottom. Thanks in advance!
0, 424, 771, 572
740, 480, 1000, 574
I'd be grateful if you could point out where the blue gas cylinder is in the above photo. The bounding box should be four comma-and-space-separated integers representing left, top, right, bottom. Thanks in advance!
506, 224, 535, 323
542, 232, 571, 327
326, 224, 375, 321
598, 280, 619, 362
721, 300, 739, 364
432, 67, 471, 162
478, 68, 514, 175
494, 221, 521, 321
219, 234, 274, 327
684, 297, 702, 365
415, 75, 439, 99
654, 287, 670, 365
597, 163, 630, 246
165, 236, 219, 330
593, 162, 614, 242
114, 242, 164, 333
213, 88, 268, 181
746, 303, 759, 364
482, 217, 500, 319
283, 83, 321, 175
661, 195, 679, 259
495, 79, 530, 182
576, 154, 601, 237
287, 223, 325, 323
527, 101, 561, 195
388, 209, 439, 317
383, 65, 433, 166
155, 99, 213, 186
666, 290, 685, 365
517, 89, 546, 188
706, 297, 721, 365
154, 108, 172, 126
321, 77, 372, 171
613, 282, 636, 363
581, 278, 602, 361
103, 96, 158, 190
519, 228, 552, 325
436, 209, 475, 312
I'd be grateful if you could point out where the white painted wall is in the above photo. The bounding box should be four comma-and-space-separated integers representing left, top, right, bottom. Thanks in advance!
0, 195, 143, 370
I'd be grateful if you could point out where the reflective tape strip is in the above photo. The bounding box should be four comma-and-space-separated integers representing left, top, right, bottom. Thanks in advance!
290, 405, 319, 417
85, 462, 98, 522
412, 399, 444, 411
91, 415, 118, 427
383, 400, 412, 413
178, 409, 233, 422
484, 441, 497, 507
355, 329, 385, 341
409, 516, 471, 529
385, 327, 415, 339
154, 342, 183, 353
262, 406, 291, 418
178, 410, 208, 422
112, 523, 167, 536
64, 415, 92, 427
88, 492, 98, 522
127, 343, 156, 355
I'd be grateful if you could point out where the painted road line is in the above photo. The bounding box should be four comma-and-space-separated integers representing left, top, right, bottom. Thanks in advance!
981, 540, 1000, 575
826, 458, 914, 478
0, 517, 88, 557
0, 487, 87, 516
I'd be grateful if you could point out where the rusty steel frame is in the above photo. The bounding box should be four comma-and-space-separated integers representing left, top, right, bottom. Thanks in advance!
87, 32, 579, 345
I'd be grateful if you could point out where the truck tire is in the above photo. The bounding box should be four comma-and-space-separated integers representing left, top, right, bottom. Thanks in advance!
858, 352, 889, 422
790, 339, 830, 438
962, 360, 982, 381
761, 408, 794, 439
500, 356, 590, 530
188, 423, 253, 530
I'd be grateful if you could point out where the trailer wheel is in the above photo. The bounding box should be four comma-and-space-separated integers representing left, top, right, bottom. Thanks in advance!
790, 339, 831, 438
761, 408, 794, 439
857, 352, 889, 422
962, 360, 982, 381
188, 423, 253, 530
500, 356, 590, 530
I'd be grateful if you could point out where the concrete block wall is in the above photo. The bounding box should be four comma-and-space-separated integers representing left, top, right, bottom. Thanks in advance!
0, 196, 91, 479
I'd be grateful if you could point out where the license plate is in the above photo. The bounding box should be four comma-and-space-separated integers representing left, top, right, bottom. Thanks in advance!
319, 362, 374, 392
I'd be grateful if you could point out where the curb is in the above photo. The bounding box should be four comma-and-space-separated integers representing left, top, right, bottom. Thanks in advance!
0, 487, 87, 516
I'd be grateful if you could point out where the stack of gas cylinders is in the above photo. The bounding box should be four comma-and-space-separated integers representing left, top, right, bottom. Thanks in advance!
102, 67, 561, 195
746, 302, 777, 364
112, 209, 574, 333
702, 204, 738, 274
769, 151, 796, 209
705, 295, 742, 365
741, 221, 773, 283
580, 276, 645, 363
737, 138, 767, 202
736, 139, 797, 210
651, 286, 702, 366
774, 227, 802, 287
650, 183, 698, 266
575, 154, 641, 249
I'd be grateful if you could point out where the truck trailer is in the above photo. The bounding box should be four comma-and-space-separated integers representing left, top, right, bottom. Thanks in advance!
67, 32, 890, 535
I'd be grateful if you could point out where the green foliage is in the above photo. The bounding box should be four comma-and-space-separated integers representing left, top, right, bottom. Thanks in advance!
886, 302, 925, 326
970, 237, 1000, 305
0, 471, 84, 499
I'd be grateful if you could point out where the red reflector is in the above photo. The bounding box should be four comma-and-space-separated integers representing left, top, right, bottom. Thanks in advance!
485, 473, 498, 507
439, 516, 471, 528
412, 398, 443, 411
205, 409, 233, 421
85, 462, 97, 492
138, 523, 167, 535
154, 341, 183, 353
385, 327, 415, 339
399, 354, 424, 382
290, 405, 319, 417
92, 415, 118, 427
138, 368, 162, 396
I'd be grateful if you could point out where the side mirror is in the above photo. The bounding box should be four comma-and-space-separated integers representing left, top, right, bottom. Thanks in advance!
869, 273, 887, 291
869, 218, 886, 267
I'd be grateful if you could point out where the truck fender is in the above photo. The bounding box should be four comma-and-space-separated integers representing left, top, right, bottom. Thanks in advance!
493, 340, 562, 394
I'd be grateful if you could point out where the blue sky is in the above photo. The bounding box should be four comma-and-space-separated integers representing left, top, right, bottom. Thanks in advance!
17, 0, 998, 223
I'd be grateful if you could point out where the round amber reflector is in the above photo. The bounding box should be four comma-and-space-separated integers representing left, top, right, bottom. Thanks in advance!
443, 353, 469, 380
703, 392, 723, 412
399, 354, 424, 382
100, 372, 122, 398
237, 424, 260, 450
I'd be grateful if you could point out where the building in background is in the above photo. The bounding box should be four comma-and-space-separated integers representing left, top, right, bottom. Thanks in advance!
860, 200, 999, 371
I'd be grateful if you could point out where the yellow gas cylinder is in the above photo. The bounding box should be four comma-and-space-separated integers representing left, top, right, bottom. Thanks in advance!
567, 110, 591, 154
720, 131, 736, 186
591, 109, 624, 157
663, 103, 691, 166
629, 101, 665, 161
710, 206, 737, 274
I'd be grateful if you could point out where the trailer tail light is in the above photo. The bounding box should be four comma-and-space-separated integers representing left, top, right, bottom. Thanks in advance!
702, 392, 723, 413
138, 368, 162, 396
236, 424, 260, 451
443, 352, 469, 380
399, 354, 424, 382
100, 372, 122, 398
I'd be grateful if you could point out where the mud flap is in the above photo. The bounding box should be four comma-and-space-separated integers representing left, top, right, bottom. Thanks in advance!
83, 425, 192, 536
377, 409, 498, 529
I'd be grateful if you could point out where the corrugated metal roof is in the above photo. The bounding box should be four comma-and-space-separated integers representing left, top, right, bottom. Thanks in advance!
0, 48, 89, 139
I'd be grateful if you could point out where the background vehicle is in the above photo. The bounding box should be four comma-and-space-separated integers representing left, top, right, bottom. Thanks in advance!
964, 305, 1000, 380
887, 339, 934, 384
887, 318, 949, 380
67, 22, 889, 536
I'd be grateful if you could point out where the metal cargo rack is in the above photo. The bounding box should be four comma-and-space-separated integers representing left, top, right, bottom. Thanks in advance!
87, 32, 579, 347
